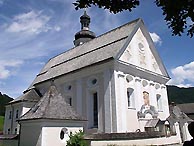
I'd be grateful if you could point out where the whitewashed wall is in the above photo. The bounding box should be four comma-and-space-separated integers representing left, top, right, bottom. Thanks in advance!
3, 101, 36, 135
19, 120, 84, 146
35, 61, 114, 134
113, 68, 170, 132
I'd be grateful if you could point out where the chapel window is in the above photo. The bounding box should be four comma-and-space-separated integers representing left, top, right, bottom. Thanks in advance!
64, 84, 72, 92
67, 85, 72, 90
66, 96, 72, 106
157, 94, 162, 111
92, 78, 97, 85
60, 130, 65, 140
15, 128, 17, 134
87, 77, 98, 87
9, 111, 12, 119
60, 128, 68, 140
8, 128, 10, 134
16, 110, 19, 119
127, 88, 135, 108
93, 92, 98, 127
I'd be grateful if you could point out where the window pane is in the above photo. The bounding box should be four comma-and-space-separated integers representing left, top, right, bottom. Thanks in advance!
66, 96, 72, 106
16, 110, 19, 119
9, 111, 12, 119
157, 94, 162, 111
127, 88, 134, 108
93, 92, 98, 127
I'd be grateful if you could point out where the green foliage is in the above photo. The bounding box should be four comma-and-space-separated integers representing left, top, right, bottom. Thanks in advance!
0, 92, 13, 116
0, 116, 4, 132
167, 85, 194, 104
66, 130, 88, 146
155, 0, 194, 37
73, 0, 139, 14
73, 0, 194, 37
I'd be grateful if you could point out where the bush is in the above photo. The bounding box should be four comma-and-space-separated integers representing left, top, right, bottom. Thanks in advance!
0, 116, 4, 132
66, 130, 88, 146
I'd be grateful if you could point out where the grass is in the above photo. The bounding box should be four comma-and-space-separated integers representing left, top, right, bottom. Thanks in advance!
0, 116, 4, 132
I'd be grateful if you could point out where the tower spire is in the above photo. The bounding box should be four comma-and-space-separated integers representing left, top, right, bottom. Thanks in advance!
80, 10, 90, 30
74, 10, 96, 47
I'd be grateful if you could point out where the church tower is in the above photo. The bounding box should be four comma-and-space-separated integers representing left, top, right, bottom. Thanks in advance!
74, 11, 96, 46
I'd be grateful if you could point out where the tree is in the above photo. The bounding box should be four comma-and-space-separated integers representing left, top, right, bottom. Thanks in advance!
73, 0, 194, 37
0, 92, 13, 116
66, 130, 88, 146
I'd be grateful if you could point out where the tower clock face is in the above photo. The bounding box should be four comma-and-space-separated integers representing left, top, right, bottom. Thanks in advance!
138, 42, 145, 53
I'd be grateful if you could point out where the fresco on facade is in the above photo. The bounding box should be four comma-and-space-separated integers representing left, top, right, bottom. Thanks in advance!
137, 91, 158, 118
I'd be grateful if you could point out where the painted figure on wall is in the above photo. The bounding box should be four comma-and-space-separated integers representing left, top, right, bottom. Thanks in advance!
137, 91, 158, 118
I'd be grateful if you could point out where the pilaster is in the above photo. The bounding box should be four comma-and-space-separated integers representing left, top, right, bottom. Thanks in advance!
103, 69, 112, 133
116, 71, 127, 132
76, 79, 82, 115
135, 77, 142, 111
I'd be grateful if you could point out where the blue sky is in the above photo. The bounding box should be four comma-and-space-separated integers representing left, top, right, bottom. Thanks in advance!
0, 0, 193, 98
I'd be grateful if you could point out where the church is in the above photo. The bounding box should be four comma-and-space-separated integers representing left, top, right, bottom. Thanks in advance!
3, 11, 192, 146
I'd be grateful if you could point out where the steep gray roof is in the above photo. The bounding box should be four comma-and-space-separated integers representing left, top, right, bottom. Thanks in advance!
177, 103, 194, 114
145, 118, 161, 128
29, 18, 141, 87
9, 89, 40, 104
28, 17, 169, 89
20, 85, 85, 121
167, 104, 193, 123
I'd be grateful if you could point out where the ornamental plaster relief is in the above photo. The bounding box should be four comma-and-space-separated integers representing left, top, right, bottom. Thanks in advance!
119, 28, 162, 75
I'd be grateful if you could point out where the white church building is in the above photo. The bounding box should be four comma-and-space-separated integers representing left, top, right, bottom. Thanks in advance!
3, 11, 192, 146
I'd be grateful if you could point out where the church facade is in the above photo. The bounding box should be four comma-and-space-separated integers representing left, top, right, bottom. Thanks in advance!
3, 12, 189, 145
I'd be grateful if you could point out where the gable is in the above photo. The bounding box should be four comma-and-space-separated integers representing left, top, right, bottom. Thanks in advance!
118, 26, 168, 77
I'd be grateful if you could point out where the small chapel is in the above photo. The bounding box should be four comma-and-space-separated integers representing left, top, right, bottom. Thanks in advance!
3, 11, 192, 146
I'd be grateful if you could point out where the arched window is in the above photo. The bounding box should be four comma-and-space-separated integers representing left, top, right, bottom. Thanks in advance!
157, 94, 162, 111
66, 96, 72, 106
127, 88, 135, 108
64, 84, 72, 92
60, 130, 65, 140
16, 110, 19, 119
93, 92, 98, 127
87, 77, 98, 87
9, 111, 12, 119
8, 128, 10, 134
60, 128, 68, 140
15, 128, 17, 134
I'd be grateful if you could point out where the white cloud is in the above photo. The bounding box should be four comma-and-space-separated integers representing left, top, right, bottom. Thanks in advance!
0, 60, 23, 79
0, 0, 4, 5
167, 61, 194, 87
186, 17, 194, 26
6, 11, 51, 35
0, 67, 9, 79
54, 26, 61, 32
149, 32, 162, 45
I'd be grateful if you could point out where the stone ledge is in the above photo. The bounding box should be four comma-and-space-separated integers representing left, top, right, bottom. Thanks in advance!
84, 131, 165, 141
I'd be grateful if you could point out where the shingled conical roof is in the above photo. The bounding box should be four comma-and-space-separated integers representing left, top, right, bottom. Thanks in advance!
20, 84, 86, 121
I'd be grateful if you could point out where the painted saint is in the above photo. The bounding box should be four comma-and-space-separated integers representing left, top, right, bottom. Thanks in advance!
137, 91, 158, 118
